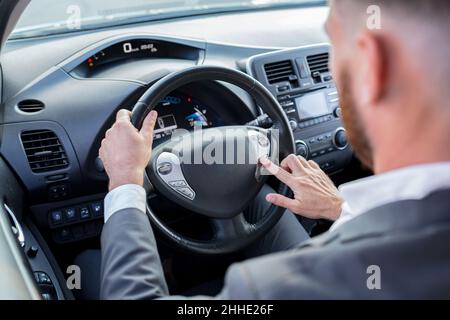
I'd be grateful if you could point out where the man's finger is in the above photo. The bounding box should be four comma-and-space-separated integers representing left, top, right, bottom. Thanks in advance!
280, 158, 292, 173
260, 156, 293, 186
308, 160, 320, 169
116, 109, 132, 123
297, 155, 313, 169
266, 193, 298, 211
140, 110, 158, 144
282, 154, 305, 175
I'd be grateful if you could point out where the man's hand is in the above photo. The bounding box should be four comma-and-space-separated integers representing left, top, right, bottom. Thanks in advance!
260, 155, 343, 221
99, 109, 158, 192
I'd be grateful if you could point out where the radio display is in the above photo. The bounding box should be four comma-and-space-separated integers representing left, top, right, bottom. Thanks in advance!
295, 92, 330, 120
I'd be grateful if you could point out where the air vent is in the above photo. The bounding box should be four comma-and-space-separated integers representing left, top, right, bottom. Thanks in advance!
21, 130, 69, 173
264, 60, 297, 85
306, 53, 330, 76
17, 100, 45, 113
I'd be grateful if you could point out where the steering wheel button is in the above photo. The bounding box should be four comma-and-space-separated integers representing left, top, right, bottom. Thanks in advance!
257, 135, 270, 147
157, 162, 173, 175
175, 187, 195, 200
169, 180, 187, 188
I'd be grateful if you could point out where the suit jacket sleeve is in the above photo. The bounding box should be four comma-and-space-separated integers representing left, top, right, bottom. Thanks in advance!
100, 208, 170, 299
99, 207, 258, 300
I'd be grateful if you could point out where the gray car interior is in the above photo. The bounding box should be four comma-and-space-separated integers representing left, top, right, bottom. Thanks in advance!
0, 1, 368, 299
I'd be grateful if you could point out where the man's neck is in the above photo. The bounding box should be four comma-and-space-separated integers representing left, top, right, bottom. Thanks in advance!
371, 104, 450, 174
373, 131, 450, 174
375, 157, 450, 174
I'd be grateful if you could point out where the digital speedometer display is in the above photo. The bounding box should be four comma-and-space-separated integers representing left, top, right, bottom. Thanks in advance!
152, 91, 223, 145
84, 39, 200, 70
86, 40, 162, 68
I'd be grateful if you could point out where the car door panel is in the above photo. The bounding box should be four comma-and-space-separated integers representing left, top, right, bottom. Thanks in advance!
0, 0, 41, 300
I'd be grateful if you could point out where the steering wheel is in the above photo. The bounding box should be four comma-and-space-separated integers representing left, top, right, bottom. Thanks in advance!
131, 66, 295, 255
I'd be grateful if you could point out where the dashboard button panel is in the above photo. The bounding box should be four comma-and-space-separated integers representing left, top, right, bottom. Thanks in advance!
48, 183, 71, 201
48, 199, 104, 243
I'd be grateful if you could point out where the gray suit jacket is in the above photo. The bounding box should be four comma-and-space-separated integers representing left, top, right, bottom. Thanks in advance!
100, 189, 450, 299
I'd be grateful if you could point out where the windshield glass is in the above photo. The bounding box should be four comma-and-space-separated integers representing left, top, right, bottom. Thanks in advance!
11, 0, 325, 39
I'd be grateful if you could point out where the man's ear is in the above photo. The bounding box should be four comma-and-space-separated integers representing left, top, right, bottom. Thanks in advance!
355, 31, 386, 107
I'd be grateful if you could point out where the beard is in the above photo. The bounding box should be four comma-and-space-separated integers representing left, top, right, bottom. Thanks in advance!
337, 69, 374, 171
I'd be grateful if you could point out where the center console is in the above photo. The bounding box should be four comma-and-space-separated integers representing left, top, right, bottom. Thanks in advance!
246, 44, 352, 173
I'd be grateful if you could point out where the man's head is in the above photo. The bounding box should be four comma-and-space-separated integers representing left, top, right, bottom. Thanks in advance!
326, 0, 450, 173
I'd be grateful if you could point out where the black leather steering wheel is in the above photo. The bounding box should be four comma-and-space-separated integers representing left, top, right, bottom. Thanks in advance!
131, 66, 295, 255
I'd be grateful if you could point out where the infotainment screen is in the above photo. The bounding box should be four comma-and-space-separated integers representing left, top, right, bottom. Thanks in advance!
295, 92, 330, 120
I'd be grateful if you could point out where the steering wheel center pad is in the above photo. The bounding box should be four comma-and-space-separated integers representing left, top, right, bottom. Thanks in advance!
149, 127, 273, 218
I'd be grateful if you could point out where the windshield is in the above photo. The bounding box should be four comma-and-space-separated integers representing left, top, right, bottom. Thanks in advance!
11, 0, 325, 39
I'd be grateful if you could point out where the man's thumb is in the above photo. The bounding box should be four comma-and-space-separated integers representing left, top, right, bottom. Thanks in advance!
140, 110, 158, 143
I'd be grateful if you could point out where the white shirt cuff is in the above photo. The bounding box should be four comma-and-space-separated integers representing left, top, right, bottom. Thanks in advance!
104, 184, 146, 223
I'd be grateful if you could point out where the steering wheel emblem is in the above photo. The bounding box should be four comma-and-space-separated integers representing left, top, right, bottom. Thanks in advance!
157, 162, 173, 175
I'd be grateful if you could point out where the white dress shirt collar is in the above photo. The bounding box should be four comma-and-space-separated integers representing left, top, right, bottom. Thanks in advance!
331, 162, 450, 231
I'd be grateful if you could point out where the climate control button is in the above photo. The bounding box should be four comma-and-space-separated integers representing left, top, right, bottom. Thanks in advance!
295, 140, 309, 159
333, 128, 348, 150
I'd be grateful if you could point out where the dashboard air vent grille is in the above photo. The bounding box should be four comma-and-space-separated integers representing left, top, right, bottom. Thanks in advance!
264, 60, 297, 85
306, 53, 330, 75
17, 100, 45, 113
21, 130, 69, 173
